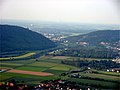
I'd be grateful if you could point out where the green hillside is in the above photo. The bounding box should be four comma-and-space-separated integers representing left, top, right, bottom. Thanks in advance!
0, 25, 56, 52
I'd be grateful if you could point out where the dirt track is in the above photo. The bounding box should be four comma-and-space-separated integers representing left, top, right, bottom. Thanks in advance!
7, 69, 54, 76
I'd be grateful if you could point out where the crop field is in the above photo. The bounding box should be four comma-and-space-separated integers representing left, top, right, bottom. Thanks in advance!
0, 55, 78, 81
77, 73, 120, 82
16, 66, 48, 72
0, 52, 36, 60
0, 72, 58, 83
0, 55, 119, 89
29, 62, 57, 67
0, 62, 22, 68
50, 64, 76, 71
69, 78, 119, 89
8, 69, 54, 76
94, 70, 120, 77
51, 56, 70, 59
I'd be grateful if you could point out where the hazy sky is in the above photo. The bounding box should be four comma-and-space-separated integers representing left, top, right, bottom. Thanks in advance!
0, 0, 120, 24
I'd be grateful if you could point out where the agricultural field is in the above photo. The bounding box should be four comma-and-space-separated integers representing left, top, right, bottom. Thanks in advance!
0, 52, 36, 60
92, 69, 120, 77
0, 55, 119, 89
77, 72, 119, 82
68, 78, 119, 89
0, 55, 78, 81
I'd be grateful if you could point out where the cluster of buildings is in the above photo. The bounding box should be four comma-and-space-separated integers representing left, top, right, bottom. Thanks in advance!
106, 68, 120, 73
112, 57, 120, 63
0, 79, 94, 90
44, 33, 65, 42
76, 42, 89, 46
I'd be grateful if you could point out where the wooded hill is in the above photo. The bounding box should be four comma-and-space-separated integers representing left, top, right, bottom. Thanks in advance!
0, 25, 56, 52
66, 30, 120, 45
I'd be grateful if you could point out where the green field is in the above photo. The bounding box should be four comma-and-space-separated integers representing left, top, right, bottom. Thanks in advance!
94, 70, 120, 77
77, 73, 120, 82
0, 72, 58, 83
50, 64, 76, 71
0, 55, 119, 89
29, 62, 57, 67
69, 78, 119, 89
0, 52, 36, 60
16, 66, 48, 72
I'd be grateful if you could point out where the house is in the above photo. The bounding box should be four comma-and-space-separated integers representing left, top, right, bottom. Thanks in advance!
71, 73, 81, 78
0, 70, 5, 73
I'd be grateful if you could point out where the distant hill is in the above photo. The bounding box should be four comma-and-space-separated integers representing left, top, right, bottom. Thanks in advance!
0, 25, 56, 52
66, 30, 120, 45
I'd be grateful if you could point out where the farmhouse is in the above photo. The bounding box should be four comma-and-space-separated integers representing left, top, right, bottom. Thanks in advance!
0, 70, 5, 73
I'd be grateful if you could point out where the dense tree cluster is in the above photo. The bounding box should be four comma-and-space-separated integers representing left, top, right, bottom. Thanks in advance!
66, 30, 120, 45
0, 25, 56, 52
61, 59, 120, 70
59, 46, 119, 59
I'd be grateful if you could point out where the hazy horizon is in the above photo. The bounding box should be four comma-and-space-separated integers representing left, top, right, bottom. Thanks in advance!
0, 0, 120, 24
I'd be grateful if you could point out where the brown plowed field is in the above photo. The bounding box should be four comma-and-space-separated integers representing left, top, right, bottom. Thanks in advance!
7, 69, 54, 76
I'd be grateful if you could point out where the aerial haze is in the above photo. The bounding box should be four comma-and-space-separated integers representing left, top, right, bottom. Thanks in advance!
0, 0, 120, 89
0, 0, 120, 24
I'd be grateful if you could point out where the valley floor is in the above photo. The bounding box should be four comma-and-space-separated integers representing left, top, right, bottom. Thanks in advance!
0, 55, 120, 89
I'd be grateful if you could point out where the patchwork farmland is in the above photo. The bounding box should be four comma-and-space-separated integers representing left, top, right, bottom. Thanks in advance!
0, 54, 119, 89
